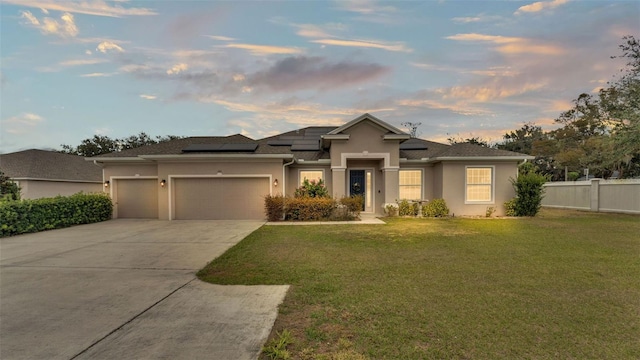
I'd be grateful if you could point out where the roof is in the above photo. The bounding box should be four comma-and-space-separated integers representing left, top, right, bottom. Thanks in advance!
91, 114, 531, 162
0, 149, 102, 182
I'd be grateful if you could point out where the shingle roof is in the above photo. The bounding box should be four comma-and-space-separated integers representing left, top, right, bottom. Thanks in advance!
0, 149, 102, 181
92, 124, 529, 161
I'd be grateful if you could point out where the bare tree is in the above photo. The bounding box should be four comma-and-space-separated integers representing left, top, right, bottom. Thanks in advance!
401, 122, 422, 138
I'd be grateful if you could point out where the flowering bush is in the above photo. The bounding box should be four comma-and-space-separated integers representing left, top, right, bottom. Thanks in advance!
295, 179, 329, 198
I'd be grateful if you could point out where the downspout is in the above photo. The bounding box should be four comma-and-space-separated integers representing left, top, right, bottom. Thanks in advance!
93, 160, 106, 194
282, 157, 295, 196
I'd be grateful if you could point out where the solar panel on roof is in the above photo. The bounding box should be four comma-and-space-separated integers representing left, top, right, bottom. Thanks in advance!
305, 128, 331, 134
399, 143, 429, 150
182, 143, 257, 153
219, 143, 258, 151
267, 140, 295, 146
182, 144, 223, 152
293, 139, 320, 145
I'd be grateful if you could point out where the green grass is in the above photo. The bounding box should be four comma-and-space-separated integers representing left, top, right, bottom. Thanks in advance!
197, 209, 640, 359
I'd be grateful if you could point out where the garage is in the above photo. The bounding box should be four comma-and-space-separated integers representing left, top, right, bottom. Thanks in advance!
173, 177, 270, 220
115, 179, 158, 218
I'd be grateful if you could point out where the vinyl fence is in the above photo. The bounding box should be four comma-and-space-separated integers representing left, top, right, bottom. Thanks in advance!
542, 179, 640, 214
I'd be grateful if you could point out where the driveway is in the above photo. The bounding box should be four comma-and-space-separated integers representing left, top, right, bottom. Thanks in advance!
0, 220, 289, 360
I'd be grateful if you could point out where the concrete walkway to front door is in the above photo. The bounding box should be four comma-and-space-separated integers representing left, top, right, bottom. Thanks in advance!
0, 220, 288, 360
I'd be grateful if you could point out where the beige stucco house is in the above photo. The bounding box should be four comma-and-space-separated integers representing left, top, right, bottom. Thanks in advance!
92, 114, 533, 219
0, 149, 102, 199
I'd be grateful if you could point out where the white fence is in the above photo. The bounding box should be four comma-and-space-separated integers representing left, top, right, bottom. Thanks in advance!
542, 179, 640, 214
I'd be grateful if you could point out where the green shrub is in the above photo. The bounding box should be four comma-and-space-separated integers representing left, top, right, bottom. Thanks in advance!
285, 197, 336, 221
0, 193, 113, 237
510, 163, 548, 217
398, 199, 415, 216
485, 206, 496, 218
295, 179, 329, 198
264, 194, 285, 221
0, 170, 20, 202
568, 171, 580, 181
504, 198, 517, 216
422, 198, 450, 217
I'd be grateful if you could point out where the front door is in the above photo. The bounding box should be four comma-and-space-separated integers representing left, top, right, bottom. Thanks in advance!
349, 170, 366, 210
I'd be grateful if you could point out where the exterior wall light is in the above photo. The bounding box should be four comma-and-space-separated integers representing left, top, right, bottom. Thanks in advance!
104, 180, 110, 188
160, 179, 166, 187
273, 179, 278, 187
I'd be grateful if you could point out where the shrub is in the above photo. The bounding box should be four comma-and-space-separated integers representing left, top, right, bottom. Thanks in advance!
285, 197, 336, 221
384, 203, 398, 217
510, 163, 548, 217
0, 170, 20, 202
398, 199, 414, 216
295, 179, 329, 198
264, 194, 285, 221
0, 193, 112, 237
422, 198, 449, 217
339, 195, 364, 218
504, 197, 517, 216
568, 171, 580, 181
485, 206, 496, 218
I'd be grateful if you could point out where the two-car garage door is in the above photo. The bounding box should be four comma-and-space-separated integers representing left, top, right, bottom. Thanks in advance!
173, 177, 269, 220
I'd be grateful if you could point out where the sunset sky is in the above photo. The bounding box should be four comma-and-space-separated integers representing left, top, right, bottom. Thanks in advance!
1, 0, 638, 153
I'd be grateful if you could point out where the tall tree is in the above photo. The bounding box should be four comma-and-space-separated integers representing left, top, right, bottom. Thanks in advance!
60, 132, 183, 157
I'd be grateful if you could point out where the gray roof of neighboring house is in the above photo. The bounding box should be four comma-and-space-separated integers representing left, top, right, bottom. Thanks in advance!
0, 149, 102, 182
93, 126, 530, 162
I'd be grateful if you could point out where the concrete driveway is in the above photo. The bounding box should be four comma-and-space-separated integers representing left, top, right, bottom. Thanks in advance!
0, 220, 289, 360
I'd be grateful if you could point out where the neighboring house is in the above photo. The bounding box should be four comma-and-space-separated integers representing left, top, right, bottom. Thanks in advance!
0, 149, 103, 199
93, 114, 533, 220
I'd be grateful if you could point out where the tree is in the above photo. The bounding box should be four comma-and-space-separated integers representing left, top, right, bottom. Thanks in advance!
401, 122, 422, 138
447, 135, 490, 147
497, 123, 545, 154
0, 171, 21, 201
60, 132, 183, 157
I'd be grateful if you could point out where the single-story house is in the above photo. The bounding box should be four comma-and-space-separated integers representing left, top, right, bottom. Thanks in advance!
92, 113, 533, 219
0, 149, 103, 199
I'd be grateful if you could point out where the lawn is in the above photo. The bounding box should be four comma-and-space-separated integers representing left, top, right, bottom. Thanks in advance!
197, 209, 640, 359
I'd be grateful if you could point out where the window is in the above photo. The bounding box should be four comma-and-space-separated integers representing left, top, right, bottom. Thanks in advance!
399, 170, 422, 200
299, 170, 323, 185
466, 167, 493, 202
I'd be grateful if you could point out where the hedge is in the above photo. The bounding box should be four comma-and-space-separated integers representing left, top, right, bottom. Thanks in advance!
0, 193, 113, 237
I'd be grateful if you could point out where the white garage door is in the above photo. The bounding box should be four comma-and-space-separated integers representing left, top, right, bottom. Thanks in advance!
116, 179, 158, 218
173, 177, 269, 220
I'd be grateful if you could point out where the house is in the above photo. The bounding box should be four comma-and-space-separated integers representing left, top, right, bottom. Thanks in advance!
0, 149, 103, 199
92, 114, 533, 219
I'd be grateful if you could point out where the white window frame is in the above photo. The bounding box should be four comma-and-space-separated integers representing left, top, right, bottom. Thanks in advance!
298, 169, 325, 186
464, 166, 495, 204
398, 169, 423, 200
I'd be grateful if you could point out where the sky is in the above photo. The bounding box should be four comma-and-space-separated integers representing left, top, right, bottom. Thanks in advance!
1, 0, 638, 154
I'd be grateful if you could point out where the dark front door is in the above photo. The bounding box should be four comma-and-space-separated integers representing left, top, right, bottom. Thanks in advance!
349, 170, 365, 210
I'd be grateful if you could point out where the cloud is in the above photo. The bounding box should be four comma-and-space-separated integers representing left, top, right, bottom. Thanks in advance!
336, 0, 397, 15
396, 98, 490, 116
80, 72, 114, 77
6, 0, 157, 17
451, 14, 502, 23
246, 56, 390, 92
205, 35, 236, 41
20, 11, 78, 37
311, 38, 412, 52
59, 58, 107, 66
440, 82, 547, 102
222, 43, 304, 55
139, 94, 157, 100
166, 63, 188, 75
2, 112, 44, 134
446, 33, 564, 55
515, 0, 569, 15
96, 41, 124, 53
293, 23, 347, 38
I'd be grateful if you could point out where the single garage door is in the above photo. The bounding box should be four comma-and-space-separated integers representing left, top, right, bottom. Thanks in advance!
174, 177, 269, 220
116, 179, 158, 218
